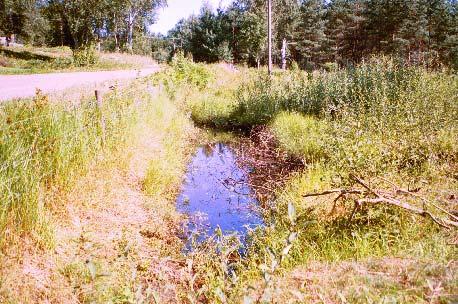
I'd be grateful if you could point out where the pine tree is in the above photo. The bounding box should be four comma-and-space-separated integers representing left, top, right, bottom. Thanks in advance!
326, 0, 367, 65
365, 0, 409, 54
296, 0, 329, 69
424, 0, 454, 66
443, 0, 458, 69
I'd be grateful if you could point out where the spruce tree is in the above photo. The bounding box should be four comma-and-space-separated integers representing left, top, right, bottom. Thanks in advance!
296, 0, 329, 69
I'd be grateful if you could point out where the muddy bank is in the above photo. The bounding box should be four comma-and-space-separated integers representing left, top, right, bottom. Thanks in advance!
233, 126, 304, 203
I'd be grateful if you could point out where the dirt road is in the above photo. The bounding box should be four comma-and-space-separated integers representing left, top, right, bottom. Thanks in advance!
0, 67, 160, 101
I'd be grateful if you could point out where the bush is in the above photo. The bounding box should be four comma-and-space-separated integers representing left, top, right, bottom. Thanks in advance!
72, 46, 99, 67
153, 52, 213, 97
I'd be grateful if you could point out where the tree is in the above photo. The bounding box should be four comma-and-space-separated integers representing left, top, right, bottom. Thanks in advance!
444, 0, 458, 69
237, 10, 266, 66
0, 0, 49, 45
123, 0, 167, 52
296, 0, 329, 68
326, 0, 368, 64
44, 0, 165, 51
393, 0, 429, 63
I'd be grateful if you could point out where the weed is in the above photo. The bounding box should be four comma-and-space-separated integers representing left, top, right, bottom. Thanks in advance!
72, 46, 99, 67
181, 57, 457, 303
0, 82, 155, 247
153, 52, 213, 99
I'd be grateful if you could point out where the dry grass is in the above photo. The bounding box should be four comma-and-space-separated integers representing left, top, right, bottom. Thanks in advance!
100, 52, 157, 68
0, 115, 181, 303
0, 80, 197, 303
246, 258, 457, 304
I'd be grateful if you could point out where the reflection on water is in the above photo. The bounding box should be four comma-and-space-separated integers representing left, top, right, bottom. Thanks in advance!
176, 143, 263, 242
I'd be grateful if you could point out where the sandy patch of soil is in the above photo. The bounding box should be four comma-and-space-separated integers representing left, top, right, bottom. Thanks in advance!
0, 124, 189, 303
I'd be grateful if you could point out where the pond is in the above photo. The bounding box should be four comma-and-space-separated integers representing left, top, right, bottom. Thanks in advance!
176, 142, 263, 244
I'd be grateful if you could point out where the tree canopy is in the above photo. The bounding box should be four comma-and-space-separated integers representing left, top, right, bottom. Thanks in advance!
1, 0, 457, 69
166, 0, 457, 69
0, 0, 166, 51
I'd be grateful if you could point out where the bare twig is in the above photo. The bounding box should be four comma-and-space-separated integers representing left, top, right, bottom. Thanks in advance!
378, 177, 458, 222
303, 189, 365, 197
350, 173, 377, 196
301, 174, 458, 230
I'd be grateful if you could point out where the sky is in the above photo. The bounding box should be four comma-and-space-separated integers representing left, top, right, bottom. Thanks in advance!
150, 0, 232, 35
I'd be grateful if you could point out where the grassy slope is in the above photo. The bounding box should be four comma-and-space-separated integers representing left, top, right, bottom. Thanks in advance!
186, 58, 458, 303
0, 55, 456, 303
0, 46, 155, 74
0, 76, 198, 302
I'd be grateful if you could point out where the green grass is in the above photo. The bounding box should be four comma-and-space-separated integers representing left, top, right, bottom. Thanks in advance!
0, 46, 151, 74
143, 95, 196, 201
0, 81, 158, 247
271, 112, 329, 163
178, 57, 458, 302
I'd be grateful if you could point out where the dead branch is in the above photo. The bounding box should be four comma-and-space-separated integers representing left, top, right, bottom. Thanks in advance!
301, 174, 458, 230
351, 175, 458, 229
303, 189, 365, 197
356, 197, 457, 229
378, 177, 458, 222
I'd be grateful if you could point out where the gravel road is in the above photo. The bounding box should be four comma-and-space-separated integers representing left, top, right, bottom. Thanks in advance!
0, 67, 160, 101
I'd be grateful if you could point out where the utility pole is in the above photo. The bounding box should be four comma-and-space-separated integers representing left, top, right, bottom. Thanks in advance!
267, 0, 272, 76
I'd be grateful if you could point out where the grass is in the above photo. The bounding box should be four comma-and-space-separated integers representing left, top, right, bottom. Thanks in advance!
179, 57, 458, 302
0, 73, 199, 302
0, 78, 160, 247
0, 53, 456, 302
0, 46, 155, 74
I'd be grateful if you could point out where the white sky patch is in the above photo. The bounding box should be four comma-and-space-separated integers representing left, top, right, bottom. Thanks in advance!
150, 0, 232, 35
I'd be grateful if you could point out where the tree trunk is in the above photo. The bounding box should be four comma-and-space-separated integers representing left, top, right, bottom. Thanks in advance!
114, 13, 119, 52
267, 0, 272, 75
281, 38, 287, 70
127, 11, 134, 53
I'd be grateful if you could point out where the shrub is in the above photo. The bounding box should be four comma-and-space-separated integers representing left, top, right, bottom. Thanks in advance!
153, 52, 213, 98
72, 46, 99, 67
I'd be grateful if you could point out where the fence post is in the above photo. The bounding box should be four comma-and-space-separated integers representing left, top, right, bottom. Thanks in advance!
95, 90, 106, 145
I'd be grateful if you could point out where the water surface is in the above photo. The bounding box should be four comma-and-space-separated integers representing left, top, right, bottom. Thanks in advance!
177, 143, 263, 242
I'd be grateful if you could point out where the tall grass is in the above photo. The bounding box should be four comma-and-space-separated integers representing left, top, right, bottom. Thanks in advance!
184, 57, 458, 302
191, 57, 457, 175
0, 86, 152, 247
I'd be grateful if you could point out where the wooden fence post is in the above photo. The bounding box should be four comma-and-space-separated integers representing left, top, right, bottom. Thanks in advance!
95, 90, 106, 145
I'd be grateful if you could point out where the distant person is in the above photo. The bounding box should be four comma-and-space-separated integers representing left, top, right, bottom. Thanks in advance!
6, 36, 10, 47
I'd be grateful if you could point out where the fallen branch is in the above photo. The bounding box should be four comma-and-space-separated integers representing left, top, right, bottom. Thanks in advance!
378, 177, 458, 222
351, 175, 458, 229
303, 189, 364, 197
356, 197, 457, 229
301, 175, 458, 230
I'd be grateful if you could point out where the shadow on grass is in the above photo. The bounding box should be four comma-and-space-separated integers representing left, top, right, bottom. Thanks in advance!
0, 47, 54, 61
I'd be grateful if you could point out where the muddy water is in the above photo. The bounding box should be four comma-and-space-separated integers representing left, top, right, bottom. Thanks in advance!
176, 143, 263, 242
